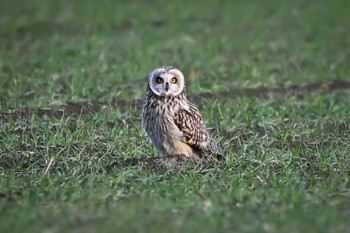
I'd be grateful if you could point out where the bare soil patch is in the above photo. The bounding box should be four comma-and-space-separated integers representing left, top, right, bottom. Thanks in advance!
1, 80, 349, 123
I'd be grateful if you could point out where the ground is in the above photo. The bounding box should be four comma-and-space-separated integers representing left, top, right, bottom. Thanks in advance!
0, 0, 350, 232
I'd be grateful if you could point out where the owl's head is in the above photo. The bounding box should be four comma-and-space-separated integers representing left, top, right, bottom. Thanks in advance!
148, 66, 185, 96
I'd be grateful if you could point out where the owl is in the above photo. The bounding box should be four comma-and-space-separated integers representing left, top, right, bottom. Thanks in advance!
142, 66, 223, 159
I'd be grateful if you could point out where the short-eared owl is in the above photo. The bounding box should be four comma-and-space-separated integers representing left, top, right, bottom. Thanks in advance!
142, 66, 222, 159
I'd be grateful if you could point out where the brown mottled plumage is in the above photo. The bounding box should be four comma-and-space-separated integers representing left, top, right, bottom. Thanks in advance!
142, 66, 222, 159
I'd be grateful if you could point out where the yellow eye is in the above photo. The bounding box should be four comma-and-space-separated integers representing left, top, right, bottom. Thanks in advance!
156, 77, 163, 83
170, 77, 177, 84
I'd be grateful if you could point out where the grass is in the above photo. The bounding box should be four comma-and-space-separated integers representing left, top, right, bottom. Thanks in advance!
1, 0, 350, 232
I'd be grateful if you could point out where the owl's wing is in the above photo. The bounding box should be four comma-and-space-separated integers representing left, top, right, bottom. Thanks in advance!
174, 102, 221, 156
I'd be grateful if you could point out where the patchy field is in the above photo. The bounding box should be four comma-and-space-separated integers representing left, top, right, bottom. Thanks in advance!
0, 0, 350, 233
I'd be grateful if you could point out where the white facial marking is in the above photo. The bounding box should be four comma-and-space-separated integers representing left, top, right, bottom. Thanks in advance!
149, 67, 185, 96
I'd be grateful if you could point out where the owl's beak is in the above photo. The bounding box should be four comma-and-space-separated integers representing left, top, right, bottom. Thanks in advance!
165, 82, 169, 92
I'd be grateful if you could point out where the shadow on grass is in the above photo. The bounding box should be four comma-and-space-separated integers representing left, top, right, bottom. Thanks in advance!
0, 150, 223, 174
1, 80, 350, 123
106, 155, 225, 172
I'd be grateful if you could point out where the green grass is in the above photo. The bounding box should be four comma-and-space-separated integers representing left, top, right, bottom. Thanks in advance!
1, 0, 350, 232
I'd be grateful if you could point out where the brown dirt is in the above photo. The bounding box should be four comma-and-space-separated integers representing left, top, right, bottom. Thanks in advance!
1, 80, 349, 123
0, 99, 142, 123
189, 80, 350, 104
